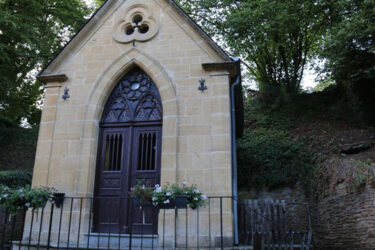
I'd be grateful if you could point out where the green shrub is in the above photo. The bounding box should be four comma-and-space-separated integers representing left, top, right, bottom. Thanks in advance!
237, 128, 316, 191
0, 127, 38, 171
0, 170, 32, 188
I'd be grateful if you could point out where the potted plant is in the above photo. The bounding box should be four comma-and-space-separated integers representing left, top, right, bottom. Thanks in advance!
183, 185, 207, 209
0, 186, 53, 215
131, 184, 154, 207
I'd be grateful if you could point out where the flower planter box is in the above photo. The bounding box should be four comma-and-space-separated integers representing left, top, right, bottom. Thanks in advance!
159, 196, 187, 209
132, 196, 187, 209
52, 193, 65, 208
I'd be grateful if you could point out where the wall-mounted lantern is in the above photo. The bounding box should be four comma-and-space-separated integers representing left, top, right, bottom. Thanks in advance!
62, 87, 70, 100
198, 78, 207, 92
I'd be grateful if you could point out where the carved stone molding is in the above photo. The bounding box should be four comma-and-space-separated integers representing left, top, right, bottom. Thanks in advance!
113, 3, 159, 43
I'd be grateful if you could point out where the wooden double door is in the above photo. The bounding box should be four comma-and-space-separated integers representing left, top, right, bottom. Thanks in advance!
93, 123, 162, 234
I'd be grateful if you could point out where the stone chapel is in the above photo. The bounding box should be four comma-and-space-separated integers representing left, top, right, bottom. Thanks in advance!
24, 0, 244, 248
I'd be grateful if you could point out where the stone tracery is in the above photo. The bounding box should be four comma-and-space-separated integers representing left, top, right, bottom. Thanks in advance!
102, 67, 163, 123
112, 4, 159, 43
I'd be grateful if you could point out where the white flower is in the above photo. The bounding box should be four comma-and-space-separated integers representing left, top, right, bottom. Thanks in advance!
164, 199, 170, 204
25, 203, 31, 207
155, 187, 162, 193
194, 197, 198, 201
166, 192, 171, 197
155, 184, 160, 188
153, 202, 158, 206
194, 189, 200, 193
152, 197, 156, 201
142, 185, 145, 189
202, 195, 207, 200
182, 181, 188, 185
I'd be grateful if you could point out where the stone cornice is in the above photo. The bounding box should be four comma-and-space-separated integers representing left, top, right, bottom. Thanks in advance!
37, 74, 68, 84
202, 62, 238, 77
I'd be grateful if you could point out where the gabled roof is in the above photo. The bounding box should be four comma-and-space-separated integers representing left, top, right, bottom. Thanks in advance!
39, 0, 231, 77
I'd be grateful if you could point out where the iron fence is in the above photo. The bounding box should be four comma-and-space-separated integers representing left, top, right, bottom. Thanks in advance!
0, 197, 311, 250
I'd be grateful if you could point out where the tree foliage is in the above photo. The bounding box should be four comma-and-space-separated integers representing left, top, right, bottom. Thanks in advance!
177, 0, 327, 96
95, 0, 106, 8
0, 0, 90, 127
321, 0, 375, 84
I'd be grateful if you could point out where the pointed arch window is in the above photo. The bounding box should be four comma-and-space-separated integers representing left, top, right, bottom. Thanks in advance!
102, 67, 163, 123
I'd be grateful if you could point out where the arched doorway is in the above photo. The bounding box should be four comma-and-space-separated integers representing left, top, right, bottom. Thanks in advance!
93, 67, 163, 234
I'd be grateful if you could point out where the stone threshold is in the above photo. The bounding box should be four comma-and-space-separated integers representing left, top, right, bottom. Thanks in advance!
12, 241, 253, 250
85, 232, 158, 238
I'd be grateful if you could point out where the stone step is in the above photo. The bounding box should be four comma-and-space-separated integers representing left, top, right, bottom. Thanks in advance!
84, 233, 158, 248
11, 241, 254, 250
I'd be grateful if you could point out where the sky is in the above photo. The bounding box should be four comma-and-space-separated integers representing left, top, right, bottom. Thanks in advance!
84, 0, 95, 8
84, 0, 93, 5
302, 67, 318, 90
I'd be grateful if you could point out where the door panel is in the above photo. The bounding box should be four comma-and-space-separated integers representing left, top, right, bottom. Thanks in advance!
129, 126, 162, 234
93, 128, 129, 233
93, 125, 162, 234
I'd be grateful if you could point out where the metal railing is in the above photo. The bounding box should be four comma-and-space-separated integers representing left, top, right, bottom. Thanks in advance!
0, 197, 312, 250
0, 208, 26, 249
1, 196, 236, 249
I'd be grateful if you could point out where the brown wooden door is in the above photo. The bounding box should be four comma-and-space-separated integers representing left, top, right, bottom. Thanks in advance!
93, 67, 163, 234
93, 124, 162, 234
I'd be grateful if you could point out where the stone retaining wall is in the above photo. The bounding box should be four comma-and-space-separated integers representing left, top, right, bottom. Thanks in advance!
243, 186, 375, 249
313, 187, 375, 250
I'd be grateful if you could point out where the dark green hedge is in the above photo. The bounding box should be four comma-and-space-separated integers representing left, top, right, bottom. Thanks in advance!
0, 127, 38, 171
0, 170, 32, 188
237, 128, 316, 191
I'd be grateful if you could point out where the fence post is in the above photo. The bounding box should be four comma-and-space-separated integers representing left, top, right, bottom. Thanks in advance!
253, 232, 262, 250
1, 209, 9, 249
46, 204, 54, 250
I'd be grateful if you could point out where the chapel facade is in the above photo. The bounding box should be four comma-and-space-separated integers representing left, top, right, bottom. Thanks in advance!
24, 0, 243, 248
